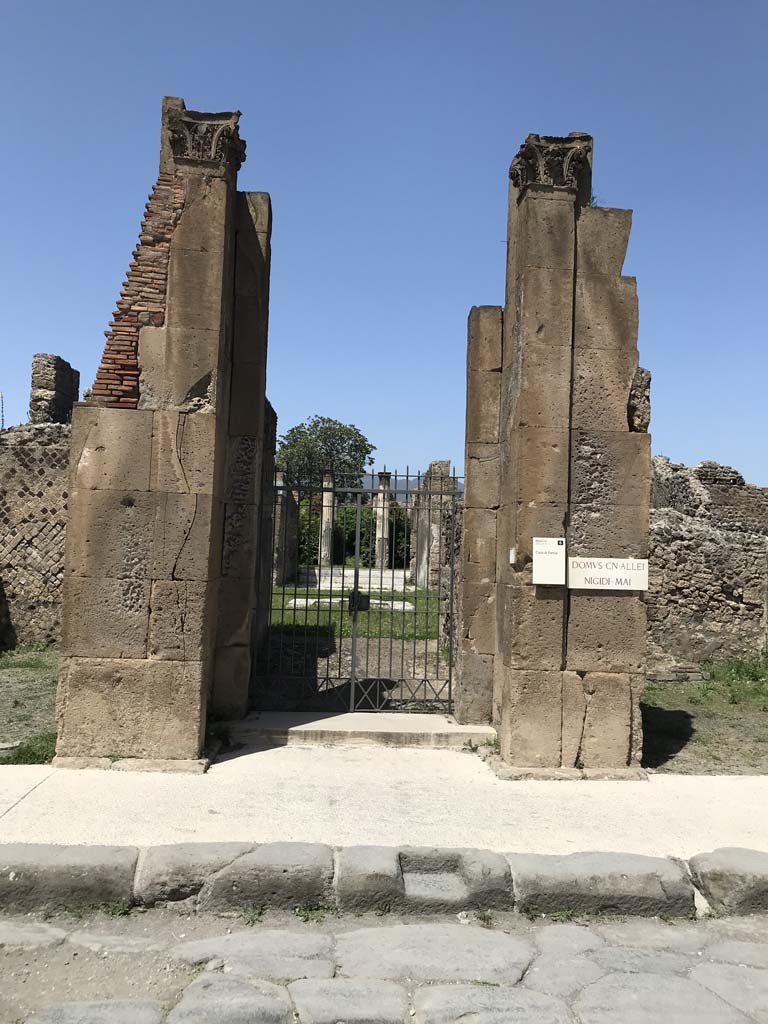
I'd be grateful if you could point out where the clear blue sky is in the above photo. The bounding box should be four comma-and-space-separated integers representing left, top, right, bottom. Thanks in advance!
1, 0, 766, 483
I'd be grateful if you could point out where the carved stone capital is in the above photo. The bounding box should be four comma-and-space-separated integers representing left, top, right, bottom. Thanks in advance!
166, 107, 246, 172
510, 133, 592, 201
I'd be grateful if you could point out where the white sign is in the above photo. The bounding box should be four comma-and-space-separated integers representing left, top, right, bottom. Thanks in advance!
532, 536, 566, 585
568, 556, 648, 591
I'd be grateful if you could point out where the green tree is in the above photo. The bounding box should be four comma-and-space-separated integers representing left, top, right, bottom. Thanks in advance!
277, 416, 375, 487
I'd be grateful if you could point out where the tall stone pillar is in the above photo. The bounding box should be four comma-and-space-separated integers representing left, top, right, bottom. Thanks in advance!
273, 468, 299, 585
457, 133, 651, 769
318, 471, 335, 567
55, 96, 271, 762
374, 471, 391, 569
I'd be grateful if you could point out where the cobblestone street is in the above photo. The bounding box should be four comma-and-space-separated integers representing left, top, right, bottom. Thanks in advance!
3, 908, 768, 1022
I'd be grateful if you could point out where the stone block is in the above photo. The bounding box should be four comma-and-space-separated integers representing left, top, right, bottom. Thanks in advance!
574, 274, 638, 352
152, 493, 224, 581
510, 502, 567, 570
630, 673, 645, 766
465, 370, 500, 443
150, 410, 221, 495
133, 842, 253, 906
64, 489, 156, 580
61, 577, 150, 659
56, 657, 206, 759
497, 584, 564, 671
561, 670, 587, 767
518, 267, 574, 350
579, 672, 633, 767
198, 843, 334, 912
571, 343, 638, 431
0, 844, 137, 913
399, 847, 513, 912
148, 580, 215, 661
688, 848, 768, 915
169, 929, 332, 984
216, 577, 254, 648
211, 644, 252, 719
570, 430, 652, 508
70, 406, 153, 492
167, 246, 226, 332
517, 427, 569, 503
335, 846, 404, 913
566, 593, 647, 672
455, 652, 494, 724
514, 342, 572, 429
289, 979, 409, 1024
172, 174, 229, 254
461, 508, 496, 582
499, 669, 563, 768
460, 582, 496, 655
518, 192, 575, 271
467, 305, 502, 371
166, 976, 292, 1023
222, 501, 258, 578
508, 852, 694, 917
230, 360, 267, 436
464, 444, 500, 509
576, 206, 632, 276
226, 435, 261, 503
163, 326, 221, 411
568, 502, 649, 558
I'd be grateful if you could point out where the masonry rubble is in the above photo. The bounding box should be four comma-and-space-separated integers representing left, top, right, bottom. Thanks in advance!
54, 97, 276, 762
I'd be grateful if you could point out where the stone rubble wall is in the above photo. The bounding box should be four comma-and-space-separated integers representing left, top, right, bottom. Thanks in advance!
28, 354, 80, 425
648, 457, 768, 674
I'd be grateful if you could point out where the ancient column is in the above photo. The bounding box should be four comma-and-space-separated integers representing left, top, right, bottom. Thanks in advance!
456, 133, 651, 769
55, 96, 273, 762
273, 468, 299, 586
318, 470, 335, 567
374, 470, 391, 569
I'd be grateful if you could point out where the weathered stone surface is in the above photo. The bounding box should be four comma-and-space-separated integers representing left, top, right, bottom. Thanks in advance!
590, 946, 697, 975
152, 493, 223, 581
594, 918, 706, 952
514, 343, 572, 429
460, 582, 496, 654
170, 930, 333, 983
133, 843, 252, 906
509, 502, 567, 572
570, 430, 651, 508
414, 984, 572, 1024
335, 846, 404, 913
705, 939, 768, 968
689, 848, 768, 915
578, 673, 633, 768
568, 502, 649, 558
522, 954, 606, 999
0, 921, 67, 947
574, 274, 638, 352
516, 427, 569, 503
61, 577, 150, 659
497, 585, 564, 671
461, 509, 497, 582
399, 847, 512, 912
628, 367, 651, 432
566, 594, 646, 672
576, 207, 632, 276
535, 922, 605, 957
166, 975, 292, 1024
336, 923, 533, 984
467, 306, 503, 371
25, 1000, 165, 1024
150, 410, 220, 495
573, 972, 748, 1023
499, 669, 563, 767
210, 645, 252, 719
55, 658, 206, 759
147, 581, 214, 661
572, 344, 637, 432
198, 843, 334, 911
691, 962, 768, 1019
167, 247, 226, 334
509, 852, 694, 917
518, 191, 576, 272
69, 407, 153, 492
67, 931, 166, 954
455, 652, 494, 724
466, 371, 501, 443
64, 490, 156, 579
518, 267, 573, 350
0, 845, 137, 913
464, 444, 500, 509
288, 979, 409, 1024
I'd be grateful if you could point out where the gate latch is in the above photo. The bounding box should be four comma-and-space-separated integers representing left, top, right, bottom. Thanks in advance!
348, 590, 371, 613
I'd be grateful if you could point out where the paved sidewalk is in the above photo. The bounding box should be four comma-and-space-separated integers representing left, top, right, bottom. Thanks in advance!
3, 908, 768, 1022
2, 746, 767, 855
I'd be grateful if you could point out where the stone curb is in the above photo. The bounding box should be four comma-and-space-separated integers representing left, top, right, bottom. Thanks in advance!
0, 843, 766, 917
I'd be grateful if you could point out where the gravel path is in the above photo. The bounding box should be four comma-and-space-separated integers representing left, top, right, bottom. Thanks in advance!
2, 908, 768, 1022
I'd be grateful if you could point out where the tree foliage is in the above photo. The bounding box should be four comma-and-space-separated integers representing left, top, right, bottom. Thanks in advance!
276, 415, 375, 487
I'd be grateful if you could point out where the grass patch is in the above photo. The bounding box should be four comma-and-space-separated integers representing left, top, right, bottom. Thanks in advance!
241, 906, 265, 926
103, 900, 133, 917
270, 586, 440, 642
2, 731, 57, 764
294, 901, 334, 924
0, 646, 59, 747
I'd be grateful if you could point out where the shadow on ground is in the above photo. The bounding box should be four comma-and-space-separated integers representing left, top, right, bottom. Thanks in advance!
641, 702, 694, 769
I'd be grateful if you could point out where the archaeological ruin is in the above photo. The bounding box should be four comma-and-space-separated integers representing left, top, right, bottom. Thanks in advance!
0, 102, 765, 770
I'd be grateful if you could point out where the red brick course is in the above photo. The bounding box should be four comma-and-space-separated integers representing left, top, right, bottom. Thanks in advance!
88, 173, 184, 407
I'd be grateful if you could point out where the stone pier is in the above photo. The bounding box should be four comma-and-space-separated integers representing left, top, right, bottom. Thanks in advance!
456, 133, 651, 769
374, 470, 391, 569
55, 97, 274, 763
318, 471, 335, 567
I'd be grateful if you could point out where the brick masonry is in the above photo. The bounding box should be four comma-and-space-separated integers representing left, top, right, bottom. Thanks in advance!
89, 173, 184, 408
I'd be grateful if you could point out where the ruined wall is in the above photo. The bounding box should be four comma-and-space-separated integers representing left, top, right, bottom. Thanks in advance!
409, 460, 455, 589
648, 457, 768, 673
0, 355, 78, 648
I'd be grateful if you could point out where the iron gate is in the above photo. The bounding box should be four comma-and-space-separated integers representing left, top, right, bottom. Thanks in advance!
252, 468, 460, 712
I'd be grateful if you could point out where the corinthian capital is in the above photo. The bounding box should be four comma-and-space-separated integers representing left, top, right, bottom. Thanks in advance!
509, 132, 592, 202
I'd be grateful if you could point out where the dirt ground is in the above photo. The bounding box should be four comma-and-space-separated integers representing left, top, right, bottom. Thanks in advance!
2, 646, 767, 775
